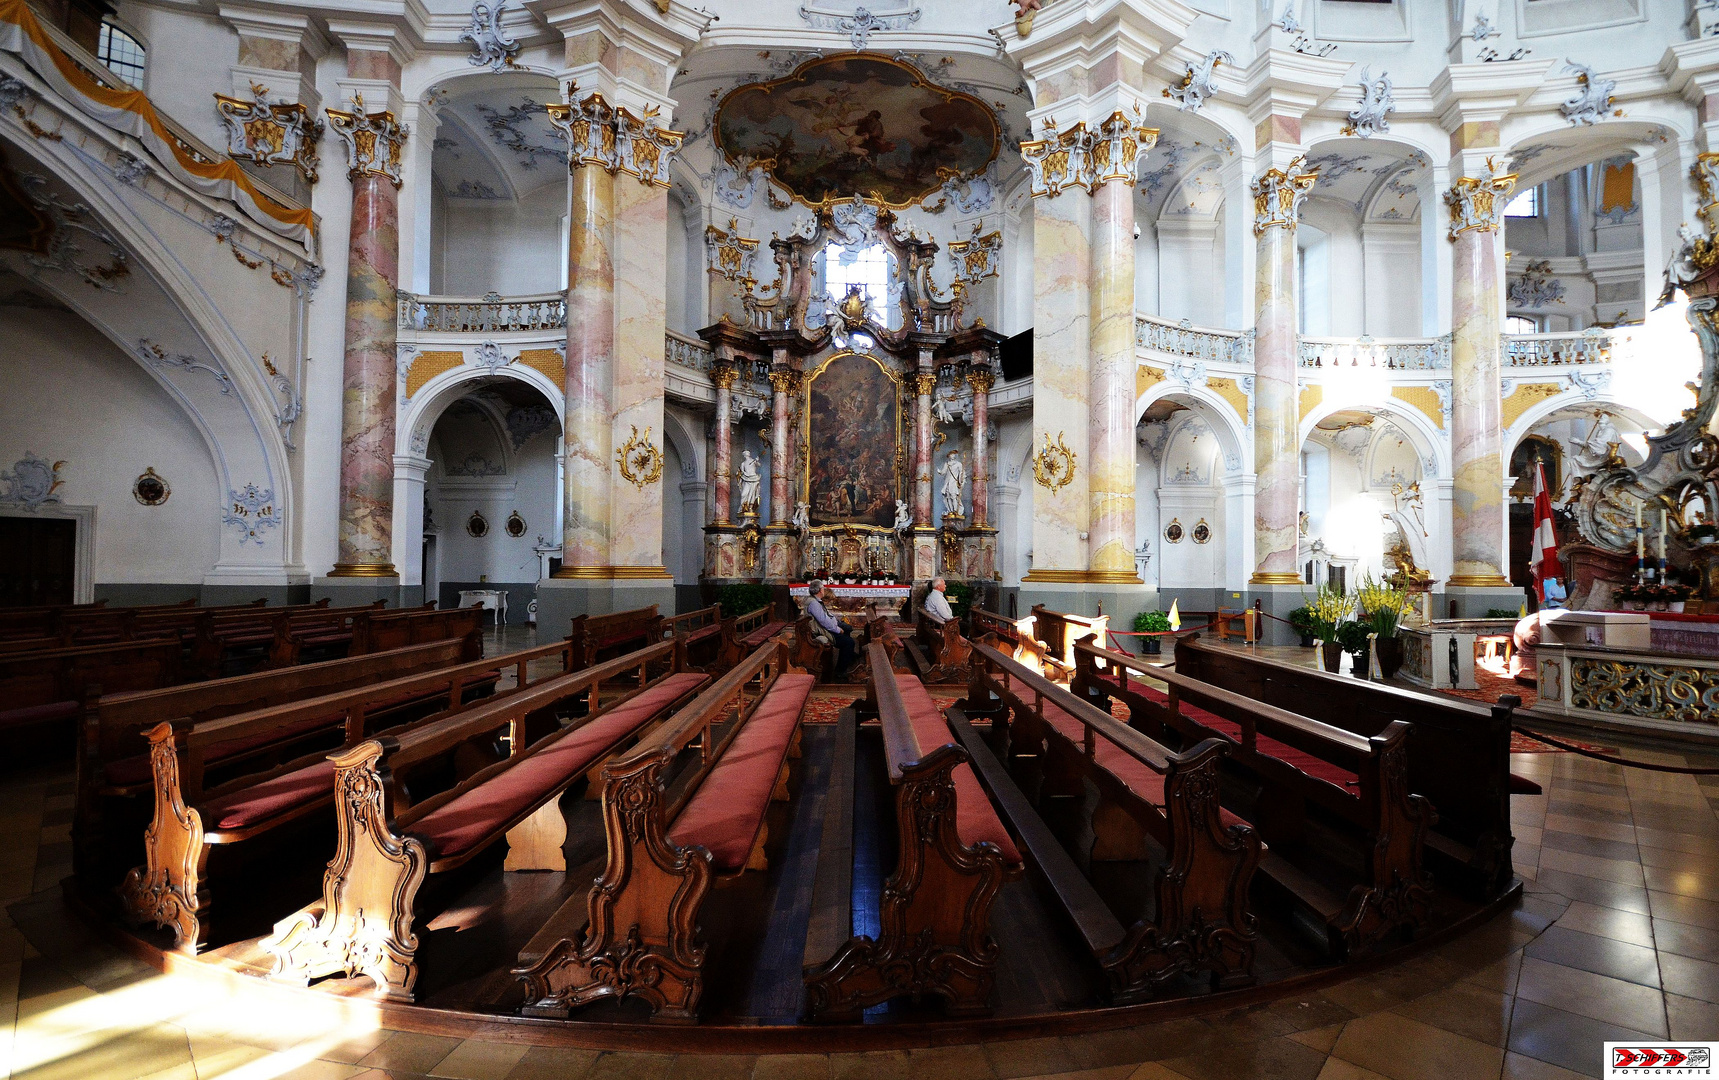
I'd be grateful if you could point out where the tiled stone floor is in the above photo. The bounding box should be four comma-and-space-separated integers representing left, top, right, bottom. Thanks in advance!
6, 631, 1713, 1079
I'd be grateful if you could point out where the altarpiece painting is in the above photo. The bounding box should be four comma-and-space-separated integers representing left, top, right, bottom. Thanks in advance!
804, 352, 900, 529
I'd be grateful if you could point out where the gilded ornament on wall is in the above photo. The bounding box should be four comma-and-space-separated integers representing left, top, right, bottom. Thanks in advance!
1031, 431, 1077, 493
617, 425, 665, 489
545, 87, 684, 188
133, 467, 169, 506
1192, 518, 1212, 544
216, 83, 323, 184
1445, 159, 1517, 239
1165, 518, 1184, 544
505, 510, 527, 537
706, 218, 759, 282
325, 93, 407, 186
1251, 156, 1318, 234
466, 510, 489, 538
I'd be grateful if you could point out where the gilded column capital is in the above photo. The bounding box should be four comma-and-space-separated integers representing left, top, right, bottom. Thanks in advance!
1020, 110, 1158, 198
712, 365, 740, 390
966, 368, 995, 394
326, 93, 406, 186
546, 85, 685, 187
1444, 159, 1518, 240
911, 372, 939, 397
219, 83, 323, 184
1694, 152, 1719, 234
767, 370, 800, 395
1251, 156, 1318, 235
705, 218, 760, 281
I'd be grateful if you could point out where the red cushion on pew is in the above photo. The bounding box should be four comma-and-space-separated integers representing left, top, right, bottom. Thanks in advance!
895, 675, 1023, 865
1042, 702, 1247, 832
104, 713, 343, 788
686, 624, 720, 643
670, 674, 815, 873
0, 699, 79, 731
415, 672, 709, 860
202, 761, 337, 831
741, 621, 788, 646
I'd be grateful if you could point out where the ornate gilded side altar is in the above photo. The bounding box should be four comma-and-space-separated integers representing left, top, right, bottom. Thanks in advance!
1564, 155, 1719, 609
698, 198, 1004, 588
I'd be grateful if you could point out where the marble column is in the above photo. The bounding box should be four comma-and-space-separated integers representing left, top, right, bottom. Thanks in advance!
1088, 174, 1140, 582
711, 364, 735, 523
913, 370, 936, 524
767, 369, 795, 524
326, 98, 406, 577
968, 367, 993, 527
1250, 158, 1317, 585
557, 151, 615, 575
1446, 167, 1516, 587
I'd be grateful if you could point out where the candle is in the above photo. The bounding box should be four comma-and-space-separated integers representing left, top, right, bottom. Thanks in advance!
1637, 501, 1643, 529
1660, 510, 1668, 562
1638, 525, 1645, 561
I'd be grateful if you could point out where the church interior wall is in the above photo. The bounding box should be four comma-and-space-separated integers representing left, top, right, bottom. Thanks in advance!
434, 184, 567, 297
0, 303, 221, 602
111, 2, 236, 150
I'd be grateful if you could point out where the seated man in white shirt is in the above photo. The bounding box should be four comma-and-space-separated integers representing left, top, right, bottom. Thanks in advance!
922, 577, 955, 625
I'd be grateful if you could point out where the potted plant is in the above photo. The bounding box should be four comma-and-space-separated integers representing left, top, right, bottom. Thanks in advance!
1133, 609, 1172, 655
1358, 573, 1408, 678
1306, 585, 1351, 672
1334, 619, 1371, 678
1287, 606, 1316, 648
1615, 582, 1694, 611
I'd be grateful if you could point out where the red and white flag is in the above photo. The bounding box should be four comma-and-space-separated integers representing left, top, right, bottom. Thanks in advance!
1530, 462, 1563, 606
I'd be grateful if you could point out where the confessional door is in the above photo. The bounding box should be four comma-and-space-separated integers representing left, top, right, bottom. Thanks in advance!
0, 515, 76, 606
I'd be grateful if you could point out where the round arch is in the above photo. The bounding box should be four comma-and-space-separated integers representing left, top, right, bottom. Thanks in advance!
400, 360, 566, 458
1300, 397, 1449, 480
1506, 393, 1661, 456
1136, 380, 1248, 475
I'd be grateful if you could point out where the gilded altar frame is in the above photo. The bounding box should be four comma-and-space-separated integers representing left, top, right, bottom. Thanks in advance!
800, 350, 906, 530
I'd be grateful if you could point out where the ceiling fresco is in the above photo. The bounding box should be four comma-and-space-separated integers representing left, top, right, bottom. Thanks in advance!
714, 54, 1000, 208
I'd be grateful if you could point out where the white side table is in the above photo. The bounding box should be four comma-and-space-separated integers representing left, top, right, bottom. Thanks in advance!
457, 589, 508, 627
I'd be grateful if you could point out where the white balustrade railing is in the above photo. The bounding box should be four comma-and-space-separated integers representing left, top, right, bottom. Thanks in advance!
1136, 314, 1253, 366
1298, 335, 1450, 370
1502, 329, 1614, 367
397, 291, 567, 333
666, 330, 715, 372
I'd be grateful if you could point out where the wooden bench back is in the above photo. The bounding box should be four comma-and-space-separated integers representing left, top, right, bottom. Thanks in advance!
2, 639, 184, 709
87, 638, 473, 767
662, 604, 721, 639
165, 639, 577, 808
1173, 634, 1516, 893
567, 605, 663, 665
133, 599, 326, 638
1028, 604, 1107, 673
351, 605, 485, 656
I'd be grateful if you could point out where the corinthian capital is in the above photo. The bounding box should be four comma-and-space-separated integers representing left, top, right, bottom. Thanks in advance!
326, 92, 407, 186
1251, 156, 1318, 235
546, 85, 685, 187
1020, 109, 1158, 198
1444, 159, 1518, 240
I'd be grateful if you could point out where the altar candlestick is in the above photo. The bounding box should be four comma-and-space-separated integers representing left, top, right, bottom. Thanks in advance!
1660, 510, 1669, 562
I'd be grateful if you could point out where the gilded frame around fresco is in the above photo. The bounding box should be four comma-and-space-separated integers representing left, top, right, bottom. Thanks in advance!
800, 350, 905, 530
711, 52, 1001, 211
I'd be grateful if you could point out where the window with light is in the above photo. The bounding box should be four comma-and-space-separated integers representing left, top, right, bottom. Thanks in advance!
1504, 186, 1539, 218
822, 243, 892, 327
1506, 315, 1541, 335
98, 20, 146, 88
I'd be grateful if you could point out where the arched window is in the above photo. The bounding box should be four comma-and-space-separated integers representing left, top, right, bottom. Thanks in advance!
97, 20, 146, 88
822, 242, 892, 326
1505, 186, 1539, 218
1505, 315, 1541, 335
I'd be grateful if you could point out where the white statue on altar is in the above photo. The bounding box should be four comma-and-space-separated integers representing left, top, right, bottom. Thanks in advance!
1575, 411, 1622, 470
940, 450, 965, 519
791, 500, 809, 532
893, 499, 913, 532
932, 393, 958, 426
738, 450, 762, 514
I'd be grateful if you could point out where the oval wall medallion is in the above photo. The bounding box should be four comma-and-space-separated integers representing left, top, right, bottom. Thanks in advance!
467, 510, 490, 538
1164, 518, 1184, 544
133, 467, 170, 506
1192, 519, 1212, 545
506, 511, 527, 538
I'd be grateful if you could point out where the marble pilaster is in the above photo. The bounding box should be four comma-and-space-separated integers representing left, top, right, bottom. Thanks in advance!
711, 365, 736, 523
913, 370, 936, 526
968, 367, 993, 527
326, 98, 406, 578
768, 369, 795, 525
1087, 177, 1139, 582
1249, 157, 1317, 585
1023, 186, 1091, 578
557, 156, 616, 576
608, 170, 672, 577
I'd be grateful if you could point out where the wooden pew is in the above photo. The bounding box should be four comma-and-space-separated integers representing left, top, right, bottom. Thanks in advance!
567, 606, 663, 670
911, 612, 973, 683
131, 599, 324, 645
1028, 604, 1108, 678
263, 639, 711, 1001
76, 636, 484, 883
1212, 608, 1259, 644
118, 640, 574, 953
0, 599, 109, 640
348, 605, 485, 658
1172, 635, 1518, 900
1076, 641, 1435, 956
802, 644, 1025, 1020
715, 605, 789, 670
513, 640, 815, 1022
789, 613, 837, 681
191, 603, 384, 677
661, 603, 723, 668
969, 641, 1262, 998
0, 639, 184, 740
971, 608, 1051, 674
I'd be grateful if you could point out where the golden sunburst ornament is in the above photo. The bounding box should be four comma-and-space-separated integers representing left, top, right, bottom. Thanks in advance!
617, 425, 664, 489
1031, 431, 1077, 494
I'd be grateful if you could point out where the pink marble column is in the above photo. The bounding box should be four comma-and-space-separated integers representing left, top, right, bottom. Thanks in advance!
768, 368, 795, 524
1449, 224, 1509, 586
1250, 159, 1316, 585
913, 369, 935, 525
1088, 178, 1139, 581
711, 364, 735, 524
968, 366, 994, 527
557, 157, 615, 576
326, 103, 405, 578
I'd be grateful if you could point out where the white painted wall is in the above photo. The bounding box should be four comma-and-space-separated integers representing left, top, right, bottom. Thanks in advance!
434, 183, 567, 296
0, 305, 221, 585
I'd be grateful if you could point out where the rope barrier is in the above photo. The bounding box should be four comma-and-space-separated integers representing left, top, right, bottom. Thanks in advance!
1514, 726, 1719, 775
